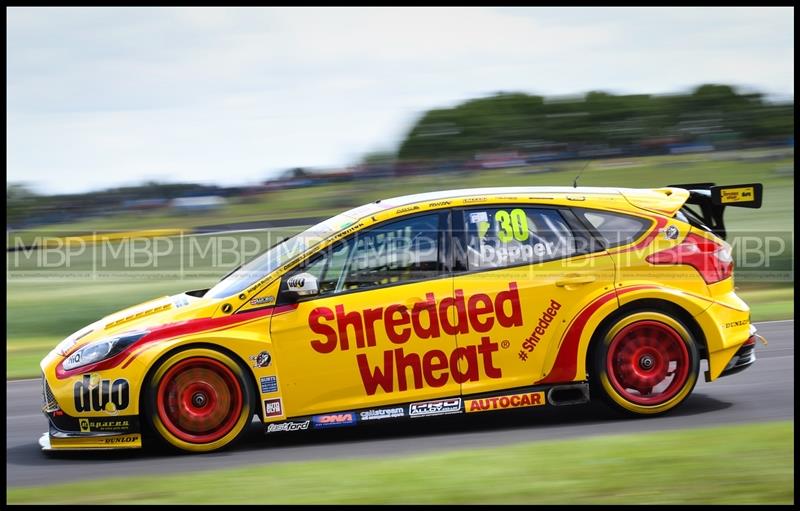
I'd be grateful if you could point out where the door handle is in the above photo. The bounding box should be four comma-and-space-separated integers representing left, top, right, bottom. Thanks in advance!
555, 274, 596, 287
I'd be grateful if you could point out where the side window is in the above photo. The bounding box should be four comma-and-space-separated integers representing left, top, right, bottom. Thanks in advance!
460, 207, 577, 270
341, 213, 440, 292
300, 241, 353, 295
575, 209, 651, 249
281, 213, 441, 300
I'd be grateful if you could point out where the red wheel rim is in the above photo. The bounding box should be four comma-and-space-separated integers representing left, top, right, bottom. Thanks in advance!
156, 357, 243, 443
606, 320, 690, 406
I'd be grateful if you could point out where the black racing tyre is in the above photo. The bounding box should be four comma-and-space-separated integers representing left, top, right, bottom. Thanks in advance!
590, 310, 700, 416
143, 347, 255, 453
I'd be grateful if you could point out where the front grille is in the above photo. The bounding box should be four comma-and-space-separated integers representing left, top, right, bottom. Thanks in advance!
42, 375, 60, 412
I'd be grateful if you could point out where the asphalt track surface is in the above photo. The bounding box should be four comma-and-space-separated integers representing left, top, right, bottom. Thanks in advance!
6, 320, 793, 488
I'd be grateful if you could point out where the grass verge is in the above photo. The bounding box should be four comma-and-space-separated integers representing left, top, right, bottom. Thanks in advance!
7, 421, 793, 504
737, 286, 795, 321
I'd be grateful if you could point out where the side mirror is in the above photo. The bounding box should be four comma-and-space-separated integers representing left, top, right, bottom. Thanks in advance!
286, 272, 319, 297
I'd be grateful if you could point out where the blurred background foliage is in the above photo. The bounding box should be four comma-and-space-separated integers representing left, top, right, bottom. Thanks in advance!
6, 83, 793, 232
399, 84, 793, 160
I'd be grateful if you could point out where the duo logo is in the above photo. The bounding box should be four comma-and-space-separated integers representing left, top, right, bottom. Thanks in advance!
73, 374, 129, 414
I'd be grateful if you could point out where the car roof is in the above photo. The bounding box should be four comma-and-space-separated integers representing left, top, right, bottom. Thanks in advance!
324, 187, 690, 235
376, 186, 690, 216
380, 186, 621, 207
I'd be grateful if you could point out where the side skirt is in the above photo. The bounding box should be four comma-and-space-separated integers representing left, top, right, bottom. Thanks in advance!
264, 382, 590, 434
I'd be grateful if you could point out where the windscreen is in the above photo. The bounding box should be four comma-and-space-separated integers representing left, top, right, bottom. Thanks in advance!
205, 203, 387, 299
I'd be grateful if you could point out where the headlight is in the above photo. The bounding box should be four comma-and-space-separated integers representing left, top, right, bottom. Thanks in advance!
55, 327, 94, 356
63, 331, 149, 371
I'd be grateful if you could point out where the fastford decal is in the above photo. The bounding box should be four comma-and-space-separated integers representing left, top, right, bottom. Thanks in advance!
267, 421, 310, 433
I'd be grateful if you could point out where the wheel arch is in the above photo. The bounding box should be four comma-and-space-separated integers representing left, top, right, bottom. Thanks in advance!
138, 341, 262, 431
586, 298, 708, 379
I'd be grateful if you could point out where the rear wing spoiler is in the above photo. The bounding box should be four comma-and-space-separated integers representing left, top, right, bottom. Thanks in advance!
667, 183, 763, 240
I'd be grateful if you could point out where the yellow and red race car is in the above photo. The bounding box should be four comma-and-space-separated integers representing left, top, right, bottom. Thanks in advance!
40, 183, 765, 452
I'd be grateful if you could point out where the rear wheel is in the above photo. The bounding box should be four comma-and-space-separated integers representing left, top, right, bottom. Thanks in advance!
592, 311, 699, 415
144, 348, 254, 452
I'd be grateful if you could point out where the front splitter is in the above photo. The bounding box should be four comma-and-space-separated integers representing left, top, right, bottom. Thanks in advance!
39, 432, 142, 451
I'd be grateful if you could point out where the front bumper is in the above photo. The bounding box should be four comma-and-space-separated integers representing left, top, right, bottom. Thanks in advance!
39, 431, 142, 451
40, 375, 143, 451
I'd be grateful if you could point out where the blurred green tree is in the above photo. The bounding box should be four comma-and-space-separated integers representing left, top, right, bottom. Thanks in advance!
397, 85, 793, 160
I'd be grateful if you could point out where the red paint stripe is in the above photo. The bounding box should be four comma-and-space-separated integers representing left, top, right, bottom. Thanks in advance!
119, 312, 274, 369
271, 303, 299, 316
56, 307, 275, 379
536, 285, 659, 384
119, 304, 297, 369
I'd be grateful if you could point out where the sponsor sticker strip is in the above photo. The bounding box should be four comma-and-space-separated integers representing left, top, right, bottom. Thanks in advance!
265, 390, 550, 433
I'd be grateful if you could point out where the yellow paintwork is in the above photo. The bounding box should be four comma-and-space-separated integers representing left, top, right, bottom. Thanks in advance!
39, 186, 755, 450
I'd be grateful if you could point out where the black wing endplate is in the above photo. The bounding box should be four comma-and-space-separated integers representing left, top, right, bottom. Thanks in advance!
668, 183, 763, 239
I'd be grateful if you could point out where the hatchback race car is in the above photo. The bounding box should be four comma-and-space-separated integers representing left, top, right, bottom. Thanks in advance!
40, 183, 765, 452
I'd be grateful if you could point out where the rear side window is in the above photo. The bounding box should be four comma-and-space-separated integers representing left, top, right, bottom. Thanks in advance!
460, 207, 578, 270
576, 209, 651, 249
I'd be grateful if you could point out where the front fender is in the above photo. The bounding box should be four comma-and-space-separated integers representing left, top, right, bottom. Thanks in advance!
123, 318, 275, 416
44, 313, 275, 421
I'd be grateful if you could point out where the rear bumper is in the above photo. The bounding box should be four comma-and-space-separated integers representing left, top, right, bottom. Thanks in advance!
717, 328, 762, 379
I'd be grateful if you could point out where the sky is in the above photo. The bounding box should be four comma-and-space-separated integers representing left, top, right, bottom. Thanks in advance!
6, 7, 794, 195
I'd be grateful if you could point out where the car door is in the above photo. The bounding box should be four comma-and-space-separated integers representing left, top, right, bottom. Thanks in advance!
451, 204, 616, 397
269, 211, 459, 417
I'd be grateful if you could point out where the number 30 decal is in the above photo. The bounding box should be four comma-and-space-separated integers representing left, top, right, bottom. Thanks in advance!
495, 209, 529, 242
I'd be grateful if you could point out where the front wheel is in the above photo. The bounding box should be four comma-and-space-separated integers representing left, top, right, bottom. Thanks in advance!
591, 311, 700, 415
144, 348, 255, 453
